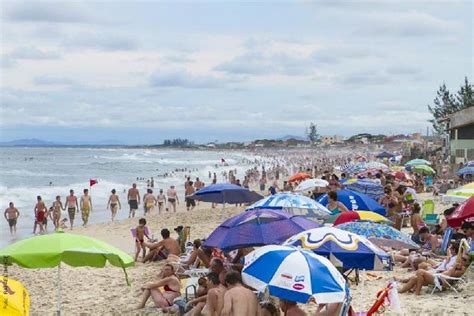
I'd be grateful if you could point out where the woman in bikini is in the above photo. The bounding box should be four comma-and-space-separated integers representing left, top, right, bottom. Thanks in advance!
107, 189, 121, 221
137, 263, 181, 310
52, 195, 65, 230
326, 191, 349, 215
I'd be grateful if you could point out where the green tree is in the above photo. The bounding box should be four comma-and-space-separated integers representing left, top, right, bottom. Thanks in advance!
306, 122, 319, 143
427, 83, 457, 134
455, 77, 474, 109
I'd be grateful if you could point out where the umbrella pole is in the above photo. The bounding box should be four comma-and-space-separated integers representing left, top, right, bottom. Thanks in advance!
57, 263, 61, 316
221, 203, 225, 221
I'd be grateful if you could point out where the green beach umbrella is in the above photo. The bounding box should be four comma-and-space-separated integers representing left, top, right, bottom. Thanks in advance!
406, 159, 431, 166
0, 231, 134, 314
412, 164, 435, 175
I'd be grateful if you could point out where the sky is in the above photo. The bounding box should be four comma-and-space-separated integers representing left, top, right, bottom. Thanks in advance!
0, 0, 472, 144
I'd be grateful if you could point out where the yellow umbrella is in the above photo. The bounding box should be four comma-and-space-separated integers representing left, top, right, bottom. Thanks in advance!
356, 211, 390, 223
0, 278, 30, 316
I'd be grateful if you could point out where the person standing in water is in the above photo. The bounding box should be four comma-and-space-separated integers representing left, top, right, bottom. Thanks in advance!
107, 189, 121, 221
80, 188, 93, 227
4, 202, 20, 236
128, 183, 140, 218
51, 195, 64, 230
64, 189, 79, 230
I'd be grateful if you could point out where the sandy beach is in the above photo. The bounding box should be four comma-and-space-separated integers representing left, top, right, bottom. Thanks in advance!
7, 195, 473, 316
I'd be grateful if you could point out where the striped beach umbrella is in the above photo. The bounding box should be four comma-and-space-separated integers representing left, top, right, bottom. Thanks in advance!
443, 182, 474, 203
247, 193, 331, 219
405, 159, 431, 166
242, 245, 347, 304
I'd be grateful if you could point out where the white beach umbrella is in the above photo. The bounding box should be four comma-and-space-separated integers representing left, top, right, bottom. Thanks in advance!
295, 179, 329, 192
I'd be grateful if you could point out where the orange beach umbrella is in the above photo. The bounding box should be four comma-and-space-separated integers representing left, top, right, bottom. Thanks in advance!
288, 172, 311, 183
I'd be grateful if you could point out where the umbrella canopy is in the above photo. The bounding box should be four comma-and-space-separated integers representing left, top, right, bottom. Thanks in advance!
284, 227, 391, 270
189, 183, 263, 204
333, 211, 390, 226
411, 165, 435, 175
246, 193, 331, 220
364, 161, 390, 171
389, 171, 412, 181
0, 278, 30, 316
294, 178, 329, 192
446, 196, 474, 228
456, 166, 474, 176
0, 231, 134, 269
406, 159, 431, 166
336, 222, 419, 250
376, 151, 395, 159
203, 209, 320, 251
242, 245, 347, 304
345, 179, 384, 200
443, 182, 474, 203
288, 172, 311, 183
317, 189, 386, 216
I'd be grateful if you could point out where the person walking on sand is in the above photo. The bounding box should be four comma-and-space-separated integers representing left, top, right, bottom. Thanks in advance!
107, 189, 121, 221
80, 188, 93, 227
221, 271, 258, 316
51, 195, 64, 230
4, 202, 20, 236
64, 189, 79, 230
167, 185, 179, 212
128, 183, 140, 218
185, 181, 196, 211
143, 189, 157, 215
33, 196, 47, 234
157, 189, 166, 214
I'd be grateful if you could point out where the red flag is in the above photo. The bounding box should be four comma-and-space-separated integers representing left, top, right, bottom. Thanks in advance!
89, 179, 98, 187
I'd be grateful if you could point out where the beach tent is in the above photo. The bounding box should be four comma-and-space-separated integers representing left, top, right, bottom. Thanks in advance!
0, 231, 134, 315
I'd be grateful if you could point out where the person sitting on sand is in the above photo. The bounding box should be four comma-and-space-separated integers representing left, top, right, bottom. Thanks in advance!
221, 270, 258, 316
398, 255, 471, 295
201, 272, 227, 316
185, 277, 208, 316
143, 228, 181, 262
167, 239, 212, 269
137, 263, 181, 310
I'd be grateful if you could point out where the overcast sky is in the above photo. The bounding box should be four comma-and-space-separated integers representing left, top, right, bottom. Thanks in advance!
1, 0, 472, 144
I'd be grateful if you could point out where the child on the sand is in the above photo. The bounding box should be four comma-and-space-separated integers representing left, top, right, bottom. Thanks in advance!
135, 218, 149, 262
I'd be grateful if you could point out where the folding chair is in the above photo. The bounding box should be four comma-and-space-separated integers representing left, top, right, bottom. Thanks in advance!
422, 200, 435, 217
430, 274, 467, 294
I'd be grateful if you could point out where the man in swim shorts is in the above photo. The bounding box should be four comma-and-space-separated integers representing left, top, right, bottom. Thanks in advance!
167, 185, 179, 212
80, 188, 92, 227
128, 183, 140, 218
65, 189, 79, 230
4, 202, 20, 236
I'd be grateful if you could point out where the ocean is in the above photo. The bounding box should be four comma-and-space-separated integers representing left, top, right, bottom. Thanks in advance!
0, 147, 259, 248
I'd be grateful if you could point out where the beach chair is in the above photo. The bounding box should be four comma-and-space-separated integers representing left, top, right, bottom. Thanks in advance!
422, 200, 435, 217
430, 274, 467, 294
179, 226, 191, 253
437, 228, 454, 256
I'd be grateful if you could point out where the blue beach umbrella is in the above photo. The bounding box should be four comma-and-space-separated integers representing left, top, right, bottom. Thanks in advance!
242, 245, 347, 304
336, 221, 419, 250
345, 179, 384, 201
317, 189, 386, 216
456, 166, 474, 176
190, 183, 262, 204
203, 208, 320, 251
376, 151, 395, 159
247, 193, 331, 220
284, 227, 391, 270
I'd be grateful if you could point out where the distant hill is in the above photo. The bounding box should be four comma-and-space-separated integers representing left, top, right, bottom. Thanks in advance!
277, 135, 307, 141
0, 138, 57, 147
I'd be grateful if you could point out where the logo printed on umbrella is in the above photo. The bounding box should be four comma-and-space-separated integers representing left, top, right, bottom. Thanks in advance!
294, 275, 305, 282
281, 273, 293, 280
293, 283, 305, 290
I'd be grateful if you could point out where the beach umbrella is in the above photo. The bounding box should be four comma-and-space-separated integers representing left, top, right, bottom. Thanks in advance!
345, 179, 384, 200
456, 166, 474, 176
317, 189, 386, 216
203, 208, 320, 251
190, 183, 263, 218
0, 231, 134, 314
247, 193, 331, 220
376, 151, 394, 159
446, 196, 474, 228
405, 159, 431, 166
389, 171, 412, 181
0, 278, 30, 315
333, 211, 390, 226
288, 172, 311, 183
443, 182, 474, 203
411, 165, 435, 175
294, 178, 329, 192
242, 245, 347, 304
364, 161, 389, 171
284, 227, 391, 270
336, 221, 419, 250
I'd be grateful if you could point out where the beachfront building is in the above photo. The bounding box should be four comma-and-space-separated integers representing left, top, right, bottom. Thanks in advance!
320, 135, 344, 145
447, 107, 474, 163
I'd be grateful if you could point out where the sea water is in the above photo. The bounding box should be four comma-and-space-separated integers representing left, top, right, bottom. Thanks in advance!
0, 147, 259, 247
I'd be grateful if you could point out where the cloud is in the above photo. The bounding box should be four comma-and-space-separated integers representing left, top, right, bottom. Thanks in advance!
7, 47, 62, 60
149, 70, 227, 89
4, 1, 94, 24
33, 76, 77, 86
63, 33, 139, 51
